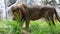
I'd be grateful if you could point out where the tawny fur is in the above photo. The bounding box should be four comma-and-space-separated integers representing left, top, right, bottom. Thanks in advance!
11, 4, 60, 30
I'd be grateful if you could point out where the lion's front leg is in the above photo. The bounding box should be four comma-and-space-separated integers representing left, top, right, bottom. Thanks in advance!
25, 19, 30, 31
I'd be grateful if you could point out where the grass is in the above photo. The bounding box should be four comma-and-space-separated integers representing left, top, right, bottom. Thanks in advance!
0, 13, 60, 34
0, 19, 60, 34
0, 20, 22, 34
29, 20, 60, 34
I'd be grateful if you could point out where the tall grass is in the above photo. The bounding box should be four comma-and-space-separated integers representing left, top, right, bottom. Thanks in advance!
0, 20, 20, 34
0, 19, 60, 34
0, 13, 60, 34
29, 20, 60, 34
0, 13, 24, 34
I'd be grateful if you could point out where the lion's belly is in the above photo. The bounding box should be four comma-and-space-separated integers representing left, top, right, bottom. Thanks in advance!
29, 10, 43, 20
31, 17, 41, 20
30, 14, 43, 20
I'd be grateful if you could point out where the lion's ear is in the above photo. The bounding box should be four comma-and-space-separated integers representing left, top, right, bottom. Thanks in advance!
12, 6, 17, 10
12, 6, 15, 13
11, 6, 16, 10
22, 4, 27, 9
11, 6, 14, 10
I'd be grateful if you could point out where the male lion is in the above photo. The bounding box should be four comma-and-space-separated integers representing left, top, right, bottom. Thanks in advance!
11, 4, 60, 30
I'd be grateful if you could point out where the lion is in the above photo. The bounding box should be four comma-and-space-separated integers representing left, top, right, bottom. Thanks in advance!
11, 4, 60, 30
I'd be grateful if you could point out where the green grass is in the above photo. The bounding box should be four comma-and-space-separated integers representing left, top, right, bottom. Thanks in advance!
0, 20, 60, 34
29, 20, 60, 34
0, 20, 23, 34
0, 13, 60, 34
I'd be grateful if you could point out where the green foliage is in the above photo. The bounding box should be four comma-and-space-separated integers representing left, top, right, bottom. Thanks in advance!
0, 14, 60, 34
0, 20, 21, 34
28, 20, 60, 34
0, 13, 24, 34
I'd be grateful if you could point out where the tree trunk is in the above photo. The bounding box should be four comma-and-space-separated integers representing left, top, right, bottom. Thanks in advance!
0, 0, 6, 20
